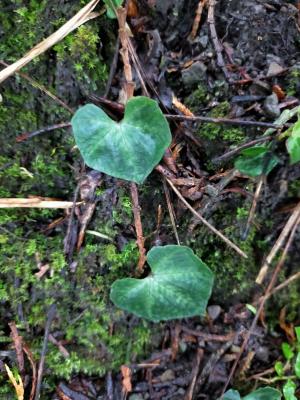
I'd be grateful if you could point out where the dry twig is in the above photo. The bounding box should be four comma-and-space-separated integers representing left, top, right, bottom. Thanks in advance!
207, 0, 230, 81
165, 178, 247, 258
189, 0, 208, 40
0, 61, 74, 114
0, 197, 82, 209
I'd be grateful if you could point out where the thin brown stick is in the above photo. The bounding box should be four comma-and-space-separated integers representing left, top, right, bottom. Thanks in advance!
163, 178, 180, 245
221, 214, 300, 395
116, 7, 146, 271
0, 61, 73, 114
256, 201, 300, 284
8, 322, 24, 378
257, 271, 300, 304
207, 0, 230, 81
165, 178, 247, 258
165, 114, 283, 129
181, 326, 235, 342
0, 198, 82, 209
34, 304, 56, 400
242, 177, 264, 240
23, 343, 37, 400
212, 136, 273, 163
16, 123, 71, 142
130, 182, 146, 272
117, 8, 135, 100
0, 0, 101, 83
185, 348, 204, 400
189, 0, 208, 40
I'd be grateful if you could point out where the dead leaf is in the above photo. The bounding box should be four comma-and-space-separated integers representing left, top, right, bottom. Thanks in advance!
5, 364, 24, 400
279, 307, 295, 342
121, 365, 132, 394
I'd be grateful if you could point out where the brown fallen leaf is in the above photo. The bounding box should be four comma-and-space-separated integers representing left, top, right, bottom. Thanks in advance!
121, 365, 132, 394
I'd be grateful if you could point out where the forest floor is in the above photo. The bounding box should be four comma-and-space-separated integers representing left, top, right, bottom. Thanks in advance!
0, 0, 300, 399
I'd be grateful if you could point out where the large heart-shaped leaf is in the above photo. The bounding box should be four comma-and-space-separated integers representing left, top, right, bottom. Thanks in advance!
71, 96, 171, 184
110, 245, 214, 322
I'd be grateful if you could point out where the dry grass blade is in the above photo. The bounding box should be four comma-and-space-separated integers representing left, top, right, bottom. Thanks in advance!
4, 364, 24, 400
256, 201, 300, 284
0, 0, 101, 84
0, 198, 83, 209
166, 178, 247, 258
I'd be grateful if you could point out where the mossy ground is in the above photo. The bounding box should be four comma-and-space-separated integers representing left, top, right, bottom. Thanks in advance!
0, 1, 154, 396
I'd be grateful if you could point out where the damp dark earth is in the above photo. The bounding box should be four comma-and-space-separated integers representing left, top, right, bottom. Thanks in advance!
0, 1, 300, 399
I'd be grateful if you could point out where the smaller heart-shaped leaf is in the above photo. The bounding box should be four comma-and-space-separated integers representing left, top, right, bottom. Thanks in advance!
71, 96, 171, 184
110, 245, 214, 322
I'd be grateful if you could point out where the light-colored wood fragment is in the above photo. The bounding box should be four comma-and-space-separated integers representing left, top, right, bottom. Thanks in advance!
0, 198, 83, 209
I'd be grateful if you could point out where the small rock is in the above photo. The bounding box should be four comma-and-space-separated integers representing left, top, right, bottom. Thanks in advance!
198, 34, 209, 48
255, 345, 270, 362
267, 62, 285, 77
159, 369, 175, 382
207, 305, 222, 321
263, 93, 280, 118
182, 61, 207, 88
250, 80, 271, 95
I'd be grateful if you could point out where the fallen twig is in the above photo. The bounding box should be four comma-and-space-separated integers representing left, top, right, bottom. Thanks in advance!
185, 348, 204, 400
0, 197, 83, 209
212, 136, 273, 163
163, 178, 180, 245
165, 177, 247, 258
242, 176, 264, 240
34, 304, 56, 400
181, 326, 235, 342
0, 61, 73, 114
8, 322, 24, 378
189, 0, 208, 40
165, 114, 284, 129
131, 182, 147, 272
16, 123, 71, 142
22, 343, 37, 400
207, 0, 230, 81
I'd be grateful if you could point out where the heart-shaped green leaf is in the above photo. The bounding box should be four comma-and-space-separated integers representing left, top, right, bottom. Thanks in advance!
110, 245, 214, 322
71, 96, 172, 184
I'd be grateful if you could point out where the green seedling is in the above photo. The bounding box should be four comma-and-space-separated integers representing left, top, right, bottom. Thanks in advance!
273, 326, 300, 400
104, 0, 123, 18
71, 96, 171, 184
235, 106, 300, 176
234, 145, 279, 177
222, 387, 281, 400
110, 245, 214, 322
